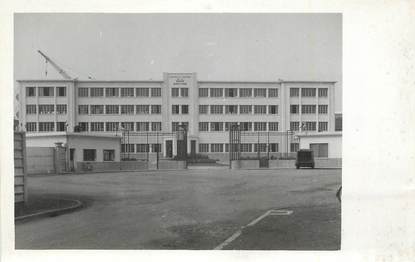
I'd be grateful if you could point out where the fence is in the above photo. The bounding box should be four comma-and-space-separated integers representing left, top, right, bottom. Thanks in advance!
14, 132, 27, 203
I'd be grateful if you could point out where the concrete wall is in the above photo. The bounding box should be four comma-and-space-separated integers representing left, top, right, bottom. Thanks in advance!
14, 132, 27, 203
76, 161, 148, 172
231, 160, 260, 169
26, 147, 55, 174
67, 135, 121, 162
269, 159, 296, 168
158, 160, 187, 170
299, 133, 342, 158
315, 158, 342, 168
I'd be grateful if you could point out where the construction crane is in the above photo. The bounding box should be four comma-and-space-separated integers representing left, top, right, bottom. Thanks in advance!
37, 50, 74, 80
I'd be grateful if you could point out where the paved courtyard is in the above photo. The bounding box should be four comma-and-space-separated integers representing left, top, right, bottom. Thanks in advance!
15, 168, 341, 249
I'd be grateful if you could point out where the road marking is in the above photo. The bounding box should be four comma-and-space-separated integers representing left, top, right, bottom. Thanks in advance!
214, 209, 293, 250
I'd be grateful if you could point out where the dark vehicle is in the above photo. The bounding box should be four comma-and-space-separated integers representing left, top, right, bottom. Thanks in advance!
295, 149, 315, 169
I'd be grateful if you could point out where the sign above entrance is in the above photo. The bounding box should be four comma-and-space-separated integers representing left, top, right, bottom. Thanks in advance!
168, 74, 194, 88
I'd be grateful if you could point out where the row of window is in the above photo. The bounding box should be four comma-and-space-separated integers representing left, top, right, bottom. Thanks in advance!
290, 121, 328, 132
290, 104, 328, 114
26, 122, 67, 132
198, 122, 280, 132
77, 122, 162, 132
198, 88, 279, 98
26, 86, 67, 97
83, 149, 115, 161
289, 88, 328, 97
26, 104, 67, 115
78, 104, 161, 115
199, 105, 278, 114
78, 87, 162, 98
121, 143, 162, 153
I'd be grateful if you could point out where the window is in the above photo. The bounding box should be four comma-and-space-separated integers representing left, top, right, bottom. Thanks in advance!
239, 88, 252, 97
38, 105, 54, 114
121, 144, 135, 153
290, 88, 299, 97
240, 122, 252, 131
181, 105, 189, 114
171, 122, 180, 132
91, 105, 104, 114
121, 88, 134, 97
210, 105, 223, 114
199, 122, 209, 131
318, 105, 328, 114
318, 122, 328, 132
269, 105, 278, 114
136, 122, 149, 132
172, 105, 180, 114
121, 122, 134, 131
211, 144, 224, 153
240, 143, 252, 152
57, 86, 66, 97
78, 88, 88, 97
268, 88, 278, 97
83, 149, 96, 161
199, 143, 209, 153
210, 88, 223, 97
290, 143, 299, 152
254, 105, 267, 114
26, 122, 37, 132
136, 105, 149, 114
254, 143, 267, 152
136, 144, 149, 153
105, 105, 119, 114
56, 122, 66, 131
254, 122, 267, 131
151, 122, 162, 131
171, 88, 179, 97
290, 121, 300, 131
78, 105, 89, 115
225, 105, 238, 114
38, 87, 54, 96
26, 105, 36, 114
318, 88, 328, 97
180, 88, 189, 97
225, 122, 238, 131
151, 105, 161, 114
269, 122, 279, 131
269, 143, 279, 152
254, 88, 267, 97
151, 144, 161, 153
199, 105, 208, 114
199, 88, 209, 97
90, 88, 104, 97
210, 122, 223, 131
106, 122, 119, 132
103, 150, 115, 161
90, 122, 104, 132
335, 114, 342, 131
301, 105, 316, 114
301, 88, 316, 97
78, 122, 88, 132
56, 104, 67, 114
26, 87, 36, 97
302, 121, 317, 131
290, 105, 299, 114
121, 105, 134, 114
39, 122, 54, 132
310, 143, 328, 158
151, 88, 161, 97
240, 105, 252, 114
225, 88, 238, 97
136, 88, 149, 97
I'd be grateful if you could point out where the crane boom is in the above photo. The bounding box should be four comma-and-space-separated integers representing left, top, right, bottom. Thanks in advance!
37, 50, 72, 80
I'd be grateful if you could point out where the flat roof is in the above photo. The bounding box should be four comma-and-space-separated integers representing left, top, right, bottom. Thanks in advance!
297, 132, 342, 137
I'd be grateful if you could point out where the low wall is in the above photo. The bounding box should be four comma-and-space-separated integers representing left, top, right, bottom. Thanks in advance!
269, 159, 296, 168
76, 161, 148, 172
26, 147, 55, 174
231, 160, 260, 169
315, 158, 342, 168
158, 160, 187, 170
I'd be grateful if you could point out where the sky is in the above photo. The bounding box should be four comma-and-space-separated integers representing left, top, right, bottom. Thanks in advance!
14, 13, 342, 110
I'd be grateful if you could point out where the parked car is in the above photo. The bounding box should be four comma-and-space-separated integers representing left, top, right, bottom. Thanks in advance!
295, 149, 315, 169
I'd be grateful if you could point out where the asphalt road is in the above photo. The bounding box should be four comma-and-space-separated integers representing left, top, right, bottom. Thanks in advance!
15, 168, 341, 249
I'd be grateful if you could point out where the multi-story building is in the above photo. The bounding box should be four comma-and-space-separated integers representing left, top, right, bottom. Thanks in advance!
18, 72, 337, 161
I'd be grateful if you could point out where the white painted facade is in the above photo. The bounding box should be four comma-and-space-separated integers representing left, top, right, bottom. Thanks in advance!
297, 132, 342, 158
18, 72, 339, 158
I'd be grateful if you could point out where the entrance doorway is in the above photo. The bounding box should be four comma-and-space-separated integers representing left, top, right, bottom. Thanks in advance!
190, 140, 196, 156
166, 140, 173, 158
69, 148, 75, 171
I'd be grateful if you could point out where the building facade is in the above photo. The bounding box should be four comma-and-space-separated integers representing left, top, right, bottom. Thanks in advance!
18, 72, 337, 160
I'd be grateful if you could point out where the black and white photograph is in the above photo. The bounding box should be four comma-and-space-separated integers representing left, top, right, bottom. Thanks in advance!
11, 13, 342, 250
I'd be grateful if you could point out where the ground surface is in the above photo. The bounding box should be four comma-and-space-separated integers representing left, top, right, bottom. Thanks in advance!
15, 168, 341, 249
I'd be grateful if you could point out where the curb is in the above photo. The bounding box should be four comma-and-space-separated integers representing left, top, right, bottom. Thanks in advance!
15, 199, 83, 222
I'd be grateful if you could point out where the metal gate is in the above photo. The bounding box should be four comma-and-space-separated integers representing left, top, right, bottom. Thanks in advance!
176, 124, 188, 160
229, 124, 241, 165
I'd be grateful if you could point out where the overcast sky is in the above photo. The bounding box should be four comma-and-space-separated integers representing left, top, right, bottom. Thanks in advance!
14, 13, 342, 110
